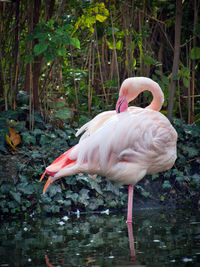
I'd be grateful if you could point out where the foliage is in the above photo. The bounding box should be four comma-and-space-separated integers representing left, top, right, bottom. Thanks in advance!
75, 2, 109, 33
1, 0, 199, 122
190, 46, 200, 60
0, 1, 200, 217
0, 110, 199, 217
27, 19, 80, 63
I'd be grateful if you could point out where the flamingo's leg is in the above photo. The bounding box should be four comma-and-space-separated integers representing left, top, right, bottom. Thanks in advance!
126, 184, 134, 223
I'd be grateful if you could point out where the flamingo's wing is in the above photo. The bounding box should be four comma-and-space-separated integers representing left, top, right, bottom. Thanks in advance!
76, 110, 116, 140
76, 108, 138, 140
41, 110, 116, 187
71, 108, 177, 184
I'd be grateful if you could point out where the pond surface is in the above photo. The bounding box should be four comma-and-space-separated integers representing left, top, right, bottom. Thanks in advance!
0, 208, 199, 267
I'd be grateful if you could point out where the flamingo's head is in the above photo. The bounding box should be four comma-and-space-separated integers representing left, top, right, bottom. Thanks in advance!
116, 95, 128, 113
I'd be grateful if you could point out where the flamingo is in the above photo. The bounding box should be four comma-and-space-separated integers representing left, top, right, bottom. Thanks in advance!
40, 77, 177, 223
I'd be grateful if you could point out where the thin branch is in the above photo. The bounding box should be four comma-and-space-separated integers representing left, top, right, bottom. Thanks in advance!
95, 26, 108, 105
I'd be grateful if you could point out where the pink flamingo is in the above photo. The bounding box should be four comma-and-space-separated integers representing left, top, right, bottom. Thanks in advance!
40, 77, 177, 224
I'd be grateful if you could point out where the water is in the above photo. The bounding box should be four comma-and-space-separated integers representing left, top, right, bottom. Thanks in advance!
0, 208, 199, 266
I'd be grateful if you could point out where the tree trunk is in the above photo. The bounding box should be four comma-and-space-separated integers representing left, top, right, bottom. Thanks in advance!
45, 0, 55, 21
0, 3, 4, 99
24, 1, 32, 93
0, 69, 4, 99
190, 0, 199, 123
13, 0, 19, 110
167, 0, 182, 120
32, 0, 42, 110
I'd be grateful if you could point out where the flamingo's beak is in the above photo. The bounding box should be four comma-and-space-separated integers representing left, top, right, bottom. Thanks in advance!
43, 178, 52, 194
40, 170, 47, 182
40, 170, 57, 194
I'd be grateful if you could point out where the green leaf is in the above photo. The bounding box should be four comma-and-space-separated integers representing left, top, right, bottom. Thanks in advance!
33, 32, 48, 41
88, 197, 104, 210
44, 51, 57, 62
162, 75, 169, 86
136, 185, 150, 198
77, 175, 103, 195
21, 132, 36, 145
188, 147, 199, 158
88, 178, 103, 195
57, 46, 66, 56
53, 107, 71, 120
25, 54, 34, 64
106, 40, 114, 50
181, 66, 190, 77
105, 181, 121, 195
143, 55, 156, 66
191, 173, 200, 186
96, 14, 107, 22
17, 183, 34, 195
78, 189, 90, 206
54, 101, 66, 108
107, 27, 119, 35
190, 47, 200, 60
65, 190, 79, 203
39, 134, 51, 145
65, 177, 77, 185
183, 77, 189, 88
0, 182, 12, 194
173, 74, 180, 81
10, 191, 21, 204
116, 40, 122, 50
33, 128, 44, 136
152, 174, 159, 180
49, 184, 62, 198
31, 150, 42, 159
160, 195, 165, 202
51, 205, 60, 213
69, 37, 80, 49
162, 180, 171, 189
176, 176, 185, 182
33, 42, 48, 56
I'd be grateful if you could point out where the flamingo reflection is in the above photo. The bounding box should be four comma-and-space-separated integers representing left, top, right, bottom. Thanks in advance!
45, 223, 136, 267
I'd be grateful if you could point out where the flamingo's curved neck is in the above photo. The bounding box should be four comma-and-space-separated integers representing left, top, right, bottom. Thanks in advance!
117, 78, 164, 113
124, 78, 164, 112
143, 83, 164, 111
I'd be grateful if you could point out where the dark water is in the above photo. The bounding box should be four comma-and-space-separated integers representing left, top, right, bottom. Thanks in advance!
0, 208, 199, 267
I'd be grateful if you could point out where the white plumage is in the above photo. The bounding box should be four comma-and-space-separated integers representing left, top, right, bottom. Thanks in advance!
66, 108, 177, 185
